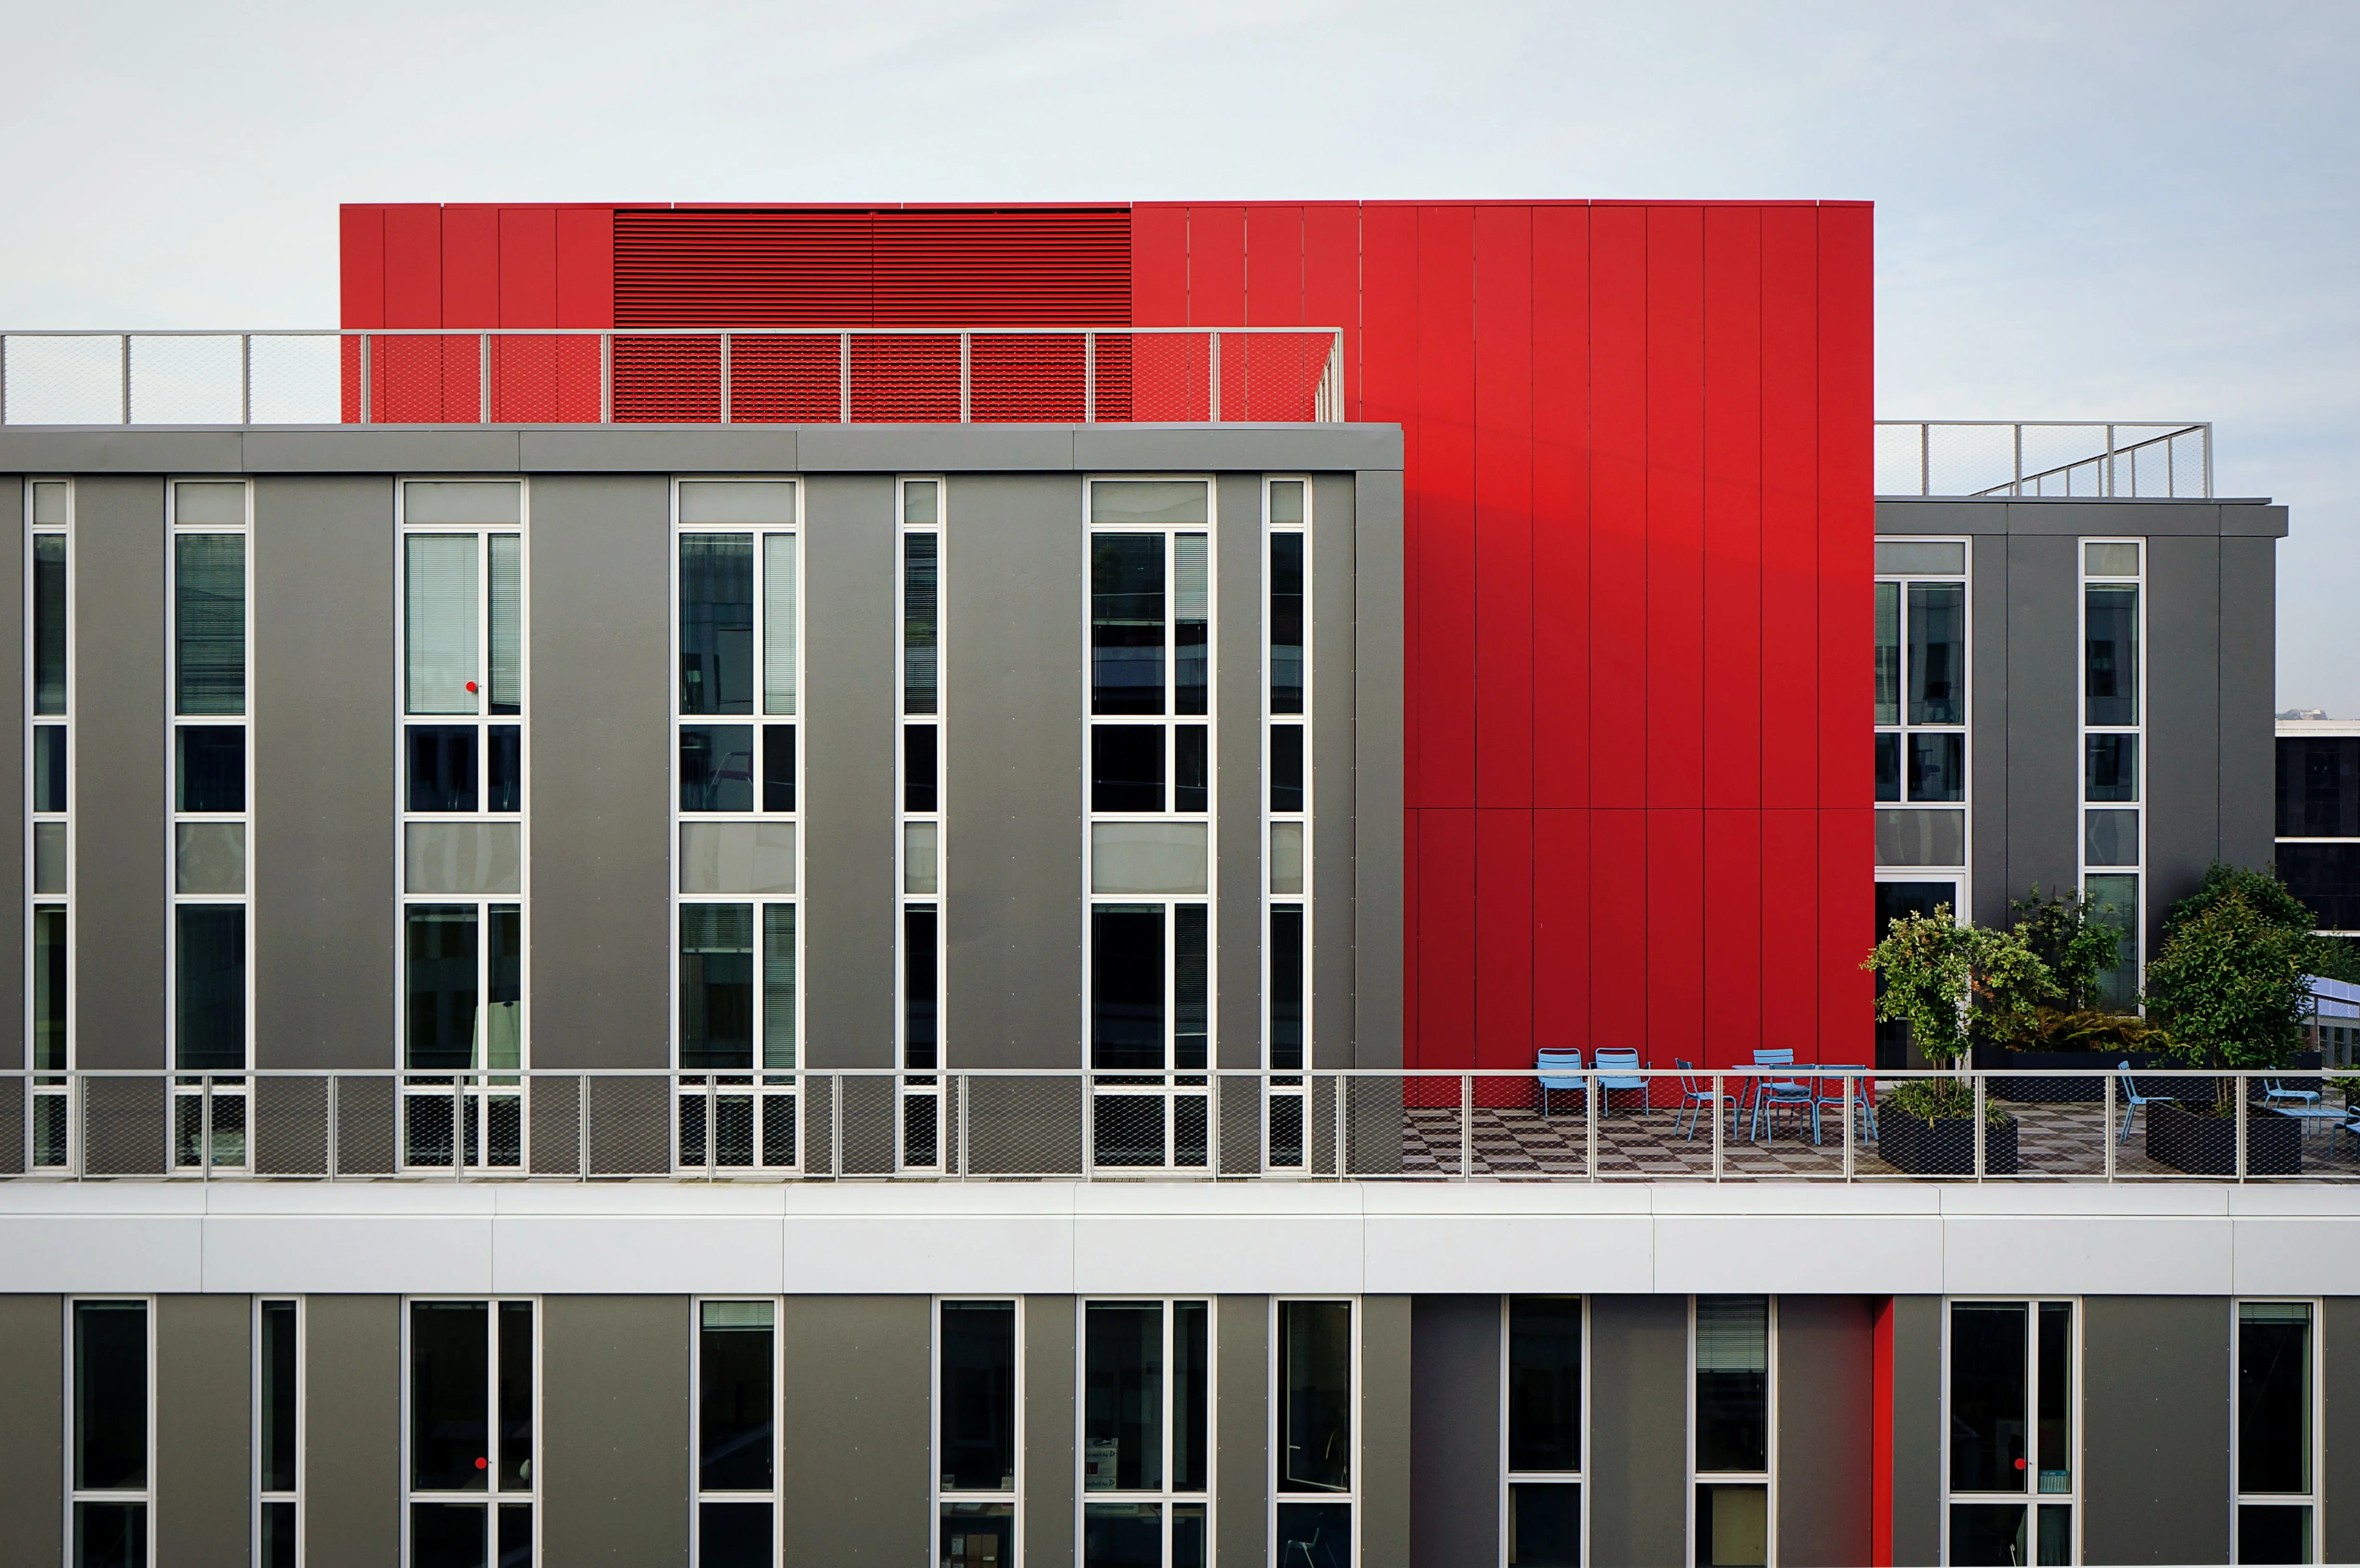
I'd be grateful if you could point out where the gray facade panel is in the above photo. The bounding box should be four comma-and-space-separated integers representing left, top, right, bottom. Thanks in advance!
1311, 474, 1360, 1069
157, 1294, 251, 1568
1887, 1296, 1942, 1568
1773, 1296, 1871, 1568
240, 428, 526, 473
74, 476, 166, 1070
1362, 1294, 1413, 1568
1409, 1295, 1499, 1568
305, 1294, 400, 1568
526, 476, 672, 1070
1587, 1294, 1687, 1568
2324, 1298, 2360, 1565
1969, 533, 2011, 925
541, 1295, 690, 1566
516, 428, 797, 474
2222, 503, 2289, 537
0, 429, 246, 475
2081, 1295, 2230, 1565
1025, 1296, 1077, 1568
1074, 425, 1404, 475
2216, 535, 2276, 873
1215, 474, 1264, 1070
2003, 534, 2080, 914
1879, 498, 2288, 539
944, 474, 1085, 1069
778, 1295, 931, 1567
254, 477, 396, 1069
0, 1295, 62, 1567
2147, 534, 2225, 937
803, 474, 898, 1068
799, 425, 1077, 472
0, 479, 22, 1064
1217, 1296, 1269, 1568
1352, 469, 1404, 1071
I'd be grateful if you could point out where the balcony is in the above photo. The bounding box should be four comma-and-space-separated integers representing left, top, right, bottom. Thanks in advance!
1875, 419, 2212, 498
0, 327, 1345, 427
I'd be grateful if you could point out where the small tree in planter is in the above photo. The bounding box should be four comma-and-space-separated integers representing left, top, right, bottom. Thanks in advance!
2011, 884, 2121, 1015
2141, 887, 2318, 1115
1862, 906, 2051, 1167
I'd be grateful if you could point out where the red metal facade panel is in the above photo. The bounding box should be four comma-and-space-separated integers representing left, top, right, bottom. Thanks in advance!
1412, 208, 1477, 813
1475, 808, 1534, 1084
1417, 808, 1477, 1070
1703, 207, 1765, 813
1245, 206, 1305, 327
1474, 205, 1535, 813
1759, 208, 1822, 812
1530, 206, 1590, 815
1706, 807, 1764, 1060
1646, 207, 1706, 813
1587, 208, 1649, 816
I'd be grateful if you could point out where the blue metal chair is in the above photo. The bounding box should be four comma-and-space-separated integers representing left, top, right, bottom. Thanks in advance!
2116, 1060, 2170, 1144
1536, 1050, 1585, 1117
1747, 1049, 1814, 1142
1809, 1066, 1876, 1145
1594, 1048, 1648, 1120
2263, 1076, 2322, 1111
1674, 1059, 1734, 1141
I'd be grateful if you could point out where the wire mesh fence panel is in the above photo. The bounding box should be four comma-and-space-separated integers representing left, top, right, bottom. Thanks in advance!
1994, 1074, 2109, 1179
584, 1075, 670, 1177
613, 335, 722, 422
1213, 1076, 1262, 1176
2016, 425, 2114, 495
2246, 1090, 2311, 1179
2167, 429, 2209, 498
129, 336, 243, 424
527, 1076, 583, 1176
835, 1074, 899, 1176
960, 1076, 1084, 1177
901, 1086, 942, 1172
1923, 424, 2021, 498
0, 1078, 23, 1175
254, 1077, 329, 1177
249, 334, 340, 424
80, 1078, 167, 1176
330, 1076, 398, 1176
850, 334, 960, 423
1092, 333, 1134, 422
728, 334, 840, 423
489, 335, 602, 424
1874, 423, 1928, 495
1342, 1075, 1408, 1177
370, 335, 483, 424
800, 1074, 835, 1176
4, 335, 124, 424
1128, 334, 1211, 422
1229, 334, 1334, 422
971, 334, 1086, 422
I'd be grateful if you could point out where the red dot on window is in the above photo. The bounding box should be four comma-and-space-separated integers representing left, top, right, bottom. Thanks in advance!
2014, 1458, 2026, 1470
465, 680, 479, 693
476, 1457, 488, 1470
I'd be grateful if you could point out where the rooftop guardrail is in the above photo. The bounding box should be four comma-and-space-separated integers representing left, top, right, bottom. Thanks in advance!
1875, 419, 2212, 499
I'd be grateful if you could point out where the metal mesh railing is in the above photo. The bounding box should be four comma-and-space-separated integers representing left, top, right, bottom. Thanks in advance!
0, 328, 1345, 428
1876, 420, 2212, 498
4, 1067, 2355, 1183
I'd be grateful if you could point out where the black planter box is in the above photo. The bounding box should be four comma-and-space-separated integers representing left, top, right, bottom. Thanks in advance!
2146, 1101, 2304, 1176
1971, 1047, 2172, 1103
1879, 1114, 2019, 1176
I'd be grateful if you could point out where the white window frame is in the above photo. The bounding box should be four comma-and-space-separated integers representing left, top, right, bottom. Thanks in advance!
399, 1295, 541, 1568
1874, 537, 1971, 898
690, 1296, 784, 1567
1499, 1295, 1588, 1568
669, 477, 802, 1175
1689, 1294, 1777, 1568
2078, 539, 2147, 1008
393, 478, 530, 1173
1074, 1296, 1217, 1568
166, 477, 255, 1173
899, 476, 946, 1171
65, 1294, 156, 1566
2230, 1298, 2324, 1565
1269, 1295, 1359, 1568
26, 478, 74, 1170
1083, 477, 1217, 1172
934, 1296, 1025, 1568
1940, 1296, 2082, 1567
1263, 477, 1311, 1171
254, 1296, 303, 1568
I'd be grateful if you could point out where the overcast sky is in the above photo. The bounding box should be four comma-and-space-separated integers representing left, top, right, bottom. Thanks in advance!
3, 0, 2352, 710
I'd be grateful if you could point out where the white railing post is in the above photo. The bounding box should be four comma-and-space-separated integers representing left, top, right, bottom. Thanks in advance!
2102, 1073, 2116, 1181
958, 1073, 971, 1178
1084, 331, 1096, 424
1585, 1074, 1598, 1180
838, 333, 852, 424
578, 1073, 591, 1180
1081, 1077, 1095, 1175
719, 333, 732, 424
2236, 1076, 2249, 1182
2011, 424, 2024, 497
0, 334, 9, 426
120, 334, 132, 425
1973, 1072, 1988, 1180
1207, 331, 1220, 423
1334, 1073, 1347, 1178
2104, 423, 2117, 497
1711, 1072, 1725, 1180
959, 332, 972, 423
239, 334, 252, 426
479, 332, 492, 424
1919, 421, 1930, 496
1460, 1073, 1473, 1181
600, 334, 613, 424
1842, 1073, 1855, 1180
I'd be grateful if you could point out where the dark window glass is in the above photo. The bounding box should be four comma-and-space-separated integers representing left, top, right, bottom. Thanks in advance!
35, 533, 67, 716
487, 726, 520, 813
74, 1300, 147, 1492
1174, 725, 1208, 812
1175, 533, 1208, 716
500, 1505, 531, 1565
409, 1502, 485, 1568
488, 906, 521, 1072
701, 1501, 774, 1568
1272, 724, 1305, 812
1946, 1503, 2028, 1567
2085, 733, 2137, 803
681, 904, 755, 1072
1175, 905, 1207, 1071
1873, 580, 1900, 726
2035, 1301, 2071, 1493
1697, 1483, 1769, 1566
408, 726, 479, 814
1084, 1302, 1163, 1492
1874, 732, 1900, 803
35, 725, 67, 813
261, 1301, 298, 1494
1175, 1504, 1207, 1568
940, 1302, 1017, 1492
2085, 585, 2138, 727
74, 1503, 147, 1568
906, 724, 938, 813
1695, 1296, 1768, 1473
1093, 535, 1166, 715
178, 725, 246, 812
1271, 532, 1304, 714
905, 532, 938, 716
2278, 842, 2360, 933
406, 908, 479, 1071
681, 534, 755, 715
763, 905, 796, 1071
1174, 1300, 1209, 1494
2086, 875, 2139, 1012
1907, 583, 1964, 724
1279, 1300, 1351, 1492
2279, 735, 2360, 838
1510, 1483, 1581, 1568
488, 534, 521, 717
1092, 906, 1164, 1070
260, 1500, 296, 1568
1949, 1302, 2028, 1493
682, 725, 755, 813
2238, 1505, 2313, 1565
906, 907, 938, 1070
176, 533, 245, 716
175, 905, 245, 1071
942, 1503, 1016, 1567
1907, 732, 1963, 803
34, 906, 67, 1072
1269, 906, 1304, 1073
701, 1302, 775, 1493
1084, 1502, 1162, 1567
497, 1301, 531, 1492
410, 1301, 489, 1491
762, 724, 795, 813
2238, 1303, 2311, 1495
1093, 726, 1165, 812
1508, 1297, 1581, 1473
1275, 1502, 1349, 1568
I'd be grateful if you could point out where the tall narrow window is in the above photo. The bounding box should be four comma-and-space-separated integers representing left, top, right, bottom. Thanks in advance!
1693, 1296, 1770, 1568
258, 1299, 301, 1568
28, 481, 71, 1167
399, 482, 527, 1173
1087, 479, 1213, 1173
675, 480, 799, 1172
1265, 480, 1309, 1171
1275, 1299, 1352, 1568
1946, 1299, 2076, 1566
72, 1298, 150, 1568
1506, 1297, 1583, 1568
1082, 1299, 1211, 1568
939, 1300, 1019, 1567
2235, 1301, 2317, 1565
1873, 539, 1969, 894
407, 1299, 535, 1567
2081, 541, 2144, 1012
901, 479, 944, 1169
697, 1300, 779, 1568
